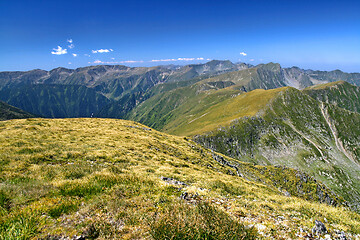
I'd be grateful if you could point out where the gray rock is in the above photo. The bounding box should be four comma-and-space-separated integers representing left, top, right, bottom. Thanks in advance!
339, 231, 348, 240
312, 220, 327, 236
161, 176, 188, 186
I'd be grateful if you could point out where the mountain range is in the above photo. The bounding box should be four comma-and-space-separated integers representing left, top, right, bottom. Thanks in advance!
1, 60, 359, 119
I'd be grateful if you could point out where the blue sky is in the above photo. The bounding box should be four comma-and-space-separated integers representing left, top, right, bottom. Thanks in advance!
1, 0, 360, 72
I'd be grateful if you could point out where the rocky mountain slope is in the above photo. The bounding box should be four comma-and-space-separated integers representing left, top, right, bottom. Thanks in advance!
128, 77, 360, 211
191, 87, 360, 210
0, 61, 245, 100
0, 61, 246, 118
128, 63, 291, 132
0, 101, 34, 120
0, 118, 358, 239
1, 61, 359, 119
303, 81, 360, 113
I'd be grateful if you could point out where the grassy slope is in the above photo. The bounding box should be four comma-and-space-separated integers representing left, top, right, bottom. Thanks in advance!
0, 118, 358, 239
303, 81, 360, 113
129, 64, 287, 133
128, 83, 242, 131
193, 87, 360, 209
168, 87, 286, 136
0, 101, 34, 121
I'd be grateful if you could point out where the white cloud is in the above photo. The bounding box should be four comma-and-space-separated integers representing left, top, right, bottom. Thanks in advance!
92, 60, 144, 64
151, 57, 205, 62
92, 49, 112, 53
84, 54, 90, 57
240, 52, 247, 56
178, 58, 195, 61
72, 53, 78, 57
250, 59, 254, 62
90, 57, 207, 65
51, 46, 67, 55
120, 60, 144, 63
67, 39, 74, 49
68, 62, 72, 64
151, 59, 177, 62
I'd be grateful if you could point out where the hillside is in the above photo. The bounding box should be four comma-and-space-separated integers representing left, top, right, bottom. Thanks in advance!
128, 63, 290, 131
307, 69, 360, 87
303, 81, 360, 113
0, 101, 34, 120
128, 63, 360, 132
0, 61, 245, 100
1, 61, 359, 119
0, 84, 111, 118
0, 118, 358, 239
192, 87, 360, 210
128, 70, 360, 210
0, 61, 245, 118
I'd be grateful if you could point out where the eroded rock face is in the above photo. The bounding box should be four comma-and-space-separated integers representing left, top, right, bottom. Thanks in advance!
312, 220, 327, 236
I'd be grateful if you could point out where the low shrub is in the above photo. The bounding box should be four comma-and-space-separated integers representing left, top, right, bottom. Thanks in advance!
149, 201, 257, 240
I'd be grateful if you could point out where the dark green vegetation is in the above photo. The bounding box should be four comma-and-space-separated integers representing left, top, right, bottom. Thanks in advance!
0, 61, 246, 118
1, 60, 359, 120
0, 85, 110, 118
0, 118, 359, 239
0, 101, 34, 120
303, 81, 360, 113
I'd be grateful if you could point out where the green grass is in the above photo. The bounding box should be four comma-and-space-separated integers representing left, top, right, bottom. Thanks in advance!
303, 81, 360, 113
193, 87, 360, 208
149, 201, 257, 240
0, 118, 359, 239
129, 64, 286, 136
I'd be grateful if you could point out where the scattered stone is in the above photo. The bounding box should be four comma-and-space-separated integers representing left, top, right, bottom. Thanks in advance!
324, 234, 331, 240
125, 125, 151, 131
180, 192, 189, 200
312, 220, 327, 236
72, 235, 86, 240
82, 224, 99, 239
42, 235, 86, 240
338, 231, 348, 240
255, 223, 267, 231
180, 191, 199, 202
161, 176, 188, 186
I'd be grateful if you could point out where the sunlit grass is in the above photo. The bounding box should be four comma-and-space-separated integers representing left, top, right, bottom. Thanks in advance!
0, 118, 359, 239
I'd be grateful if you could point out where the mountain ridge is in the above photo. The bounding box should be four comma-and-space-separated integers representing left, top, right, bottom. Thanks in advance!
0, 101, 34, 120
1, 60, 360, 119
